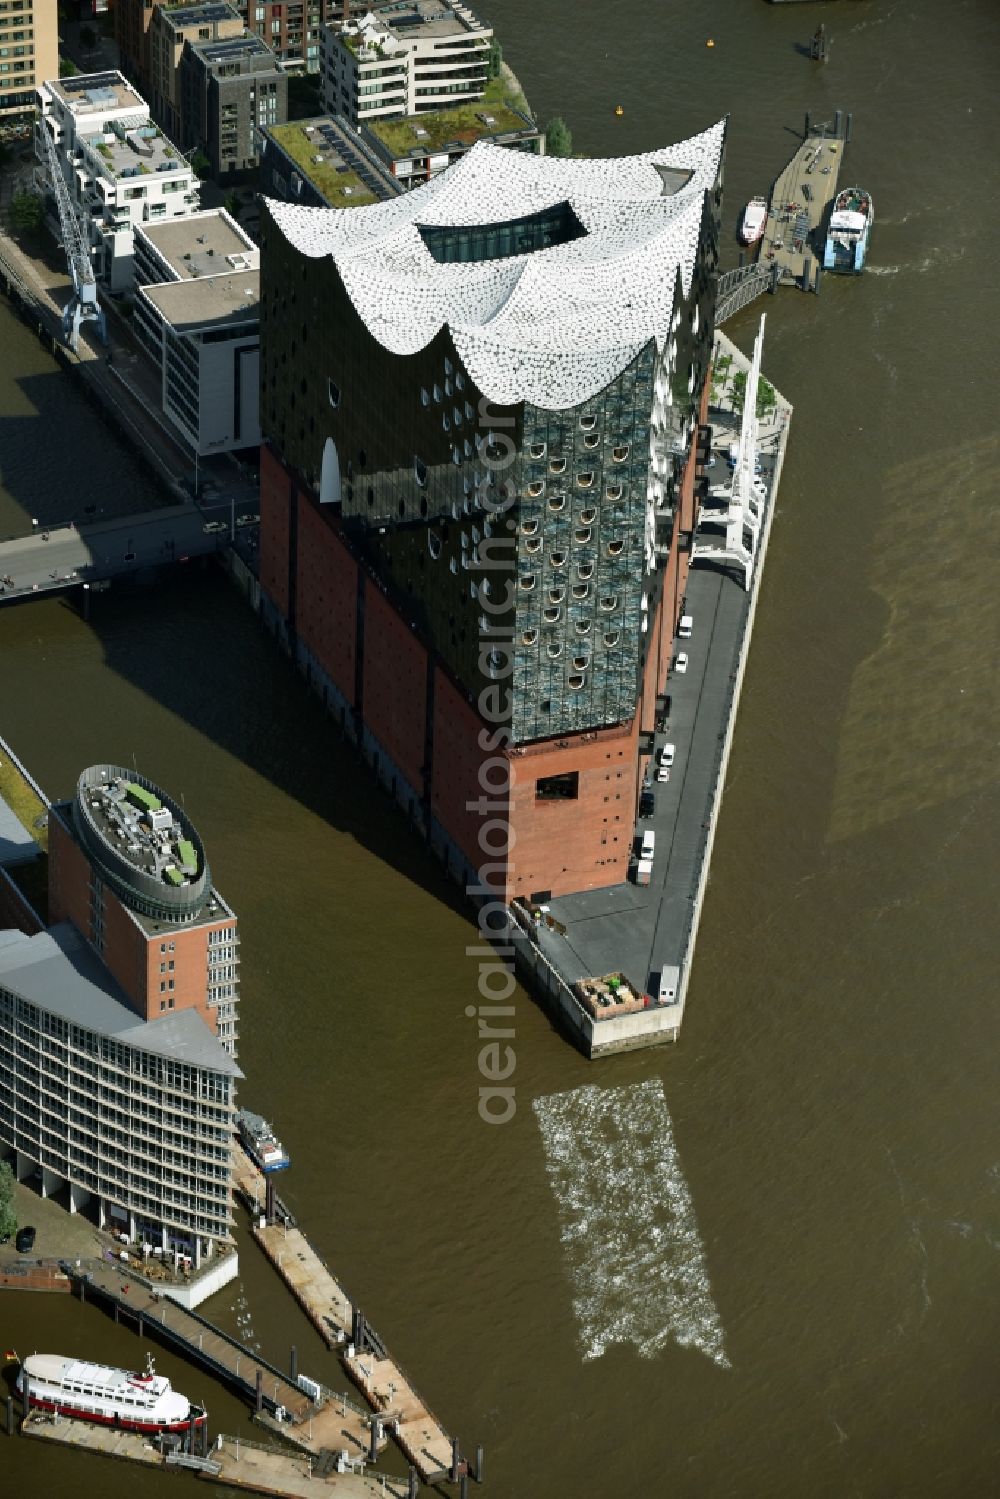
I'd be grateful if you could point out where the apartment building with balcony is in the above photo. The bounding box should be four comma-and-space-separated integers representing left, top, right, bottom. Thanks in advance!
320, 0, 491, 126
257, 124, 725, 908
0, 0, 57, 119
178, 29, 286, 177
148, 1, 244, 141
0, 763, 244, 1295
36, 70, 200, 292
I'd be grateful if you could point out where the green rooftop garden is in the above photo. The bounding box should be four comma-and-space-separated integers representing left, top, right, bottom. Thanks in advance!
165, 866, 184, 887
125, 783, 162, 813
176, 838, 197, 871
0, 753, 47, 852
267, 122, 376, 209
369, 90, 533, 159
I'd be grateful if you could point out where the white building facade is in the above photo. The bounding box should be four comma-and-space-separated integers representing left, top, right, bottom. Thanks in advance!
0, 925, 240, 1280
320, 1, 491, 126
36, 70, 200, 293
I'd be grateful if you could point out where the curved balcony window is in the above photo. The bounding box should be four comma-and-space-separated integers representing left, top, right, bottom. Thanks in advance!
547, 643, 562, 660
420, 387, 430, 407
527, 480, 545, 499
604, 630, 620, 647
607, 538, 625, 556
453, 407, 463, 428
427, 532, 442, 560
486, 649, 504, 678
599, 595, 619, 612
583, 433, 600, 450
574, 619, 592, 636
519, 574, 535, 591
456, 372, 466, 391
549, 457, 566, 475
433, 383, 442, 403
464, 439, 474, 458
444, 378, 453, 397
414, 458, 428, 487
576, 471, 595, 489
574, 526, 592, 545
572, 583, 590, 601
612, 445, 629, 463
577, 561, 595, 580
525, 537, 542, 555
548, 585, 566, 604
464, 476, 473, 495
568, 673, 586, 690
471, 525, 480, 544
529, 441, 546, 460
573, 655, 589, 671
464, 400, 474, 419
444, 357, 453, 376
579, 414, 598, 432
449, 556, 458, 573
580, 506, 597, 525
543, 605, 562, 624
606, 483, 623, 502
548, 493, 566, 513
442, 414, 451, 432
461, 531, 469, 550
452, 446, 461, 465
522, 628, 538, 646
550, 550, 567, 568
521, 518, 538, 537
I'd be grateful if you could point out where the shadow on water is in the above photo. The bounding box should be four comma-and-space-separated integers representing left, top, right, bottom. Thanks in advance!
67, 569, 471, 921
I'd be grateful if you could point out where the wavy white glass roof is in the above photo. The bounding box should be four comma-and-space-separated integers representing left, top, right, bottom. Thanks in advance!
266, 120, 724, 409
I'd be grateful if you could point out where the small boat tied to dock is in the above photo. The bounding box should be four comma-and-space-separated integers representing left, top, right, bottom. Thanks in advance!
740, 196, 768, 245
237, 1107, 291, 1173
823, 186, 873, 273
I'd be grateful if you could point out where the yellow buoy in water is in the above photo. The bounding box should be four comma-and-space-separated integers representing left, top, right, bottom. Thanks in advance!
706, 39, 715, 49
615, 104, 624, 117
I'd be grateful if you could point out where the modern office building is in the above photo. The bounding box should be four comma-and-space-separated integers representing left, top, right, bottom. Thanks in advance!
320, 0, 492, 127
49, 765, 241, 1051
149, 1, 244, 140
259, 114, 399, 207
0, 763, 243, 1292
119, 0, 340, 90
35, 71, 200, 293
257, 124, 725, 905
131, 209, 260, 457
0, 0, 57, 120
178, 29, 286, 178
362, 98, 540, 189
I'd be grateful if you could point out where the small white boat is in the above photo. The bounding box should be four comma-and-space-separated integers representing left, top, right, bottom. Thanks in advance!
15, 1352, 205, 1433
740, 197, 768, 244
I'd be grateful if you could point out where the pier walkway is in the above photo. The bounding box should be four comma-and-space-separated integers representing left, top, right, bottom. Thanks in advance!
235, 1145, 465, 1484
760, 126, 845, 289
21, 1413, 410, 1499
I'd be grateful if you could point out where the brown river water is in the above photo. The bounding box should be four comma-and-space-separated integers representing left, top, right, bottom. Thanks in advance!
1, 1, 998, 1494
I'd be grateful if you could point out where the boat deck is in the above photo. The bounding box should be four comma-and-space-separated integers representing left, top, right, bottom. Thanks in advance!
759, 132, 845, 288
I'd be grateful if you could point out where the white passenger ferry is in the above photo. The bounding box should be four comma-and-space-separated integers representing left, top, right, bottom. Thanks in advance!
15, 1352, 205, 1432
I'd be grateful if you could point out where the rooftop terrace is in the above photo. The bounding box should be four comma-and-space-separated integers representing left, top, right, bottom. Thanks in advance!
341, 0, 489, 46
47, 71, 145, 116
368, 96, 535, 158
84, 121, 189, 182
266, 119, 378, 207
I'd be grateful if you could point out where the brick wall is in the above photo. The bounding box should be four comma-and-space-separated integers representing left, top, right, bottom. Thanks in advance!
362, 581, 427, 793
295, 491, 359, 705
260, 443, 292, 615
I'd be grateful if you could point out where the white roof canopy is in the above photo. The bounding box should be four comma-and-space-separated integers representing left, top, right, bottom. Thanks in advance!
266, 121, 725, 409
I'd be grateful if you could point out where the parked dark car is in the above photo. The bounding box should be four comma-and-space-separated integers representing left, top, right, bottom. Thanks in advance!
15, 1226, 36, 1253
639, 792, 656, 818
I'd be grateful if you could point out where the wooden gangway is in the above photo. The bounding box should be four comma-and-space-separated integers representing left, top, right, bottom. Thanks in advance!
68, 1262, 385, 1465
21, 1411, 411, 1498
235, 1145, 471, 1485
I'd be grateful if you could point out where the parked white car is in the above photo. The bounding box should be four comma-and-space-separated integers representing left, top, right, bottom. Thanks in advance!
659, 742, 675, 768
675, 653, 689, 674
678, 614, 693, 639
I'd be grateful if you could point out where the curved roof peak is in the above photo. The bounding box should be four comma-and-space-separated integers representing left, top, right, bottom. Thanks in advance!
266, 120, 724, 409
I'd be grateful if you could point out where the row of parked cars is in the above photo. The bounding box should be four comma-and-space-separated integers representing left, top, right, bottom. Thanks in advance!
633, 614, 695, 884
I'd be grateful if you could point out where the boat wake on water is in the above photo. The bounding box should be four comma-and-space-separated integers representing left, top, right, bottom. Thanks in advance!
533, 1079, 730, 1368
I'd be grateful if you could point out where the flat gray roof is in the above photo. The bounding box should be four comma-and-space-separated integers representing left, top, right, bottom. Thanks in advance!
142, 270, 260, 329
0, 923, 241, 1077
139, 209, 257, 281
0, 794, 39, 866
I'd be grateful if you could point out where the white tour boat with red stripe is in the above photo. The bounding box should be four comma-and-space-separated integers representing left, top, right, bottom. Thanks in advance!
14, 1351, 205, 1432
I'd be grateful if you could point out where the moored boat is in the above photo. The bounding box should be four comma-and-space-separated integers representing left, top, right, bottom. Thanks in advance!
14, 1352, 205, 1432
823, 186, 873, 273
740, 196, 768, 244
237, 1107, 290, 1173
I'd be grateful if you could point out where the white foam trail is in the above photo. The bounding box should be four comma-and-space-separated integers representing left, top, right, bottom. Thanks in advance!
533, 1079, 730, 1368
